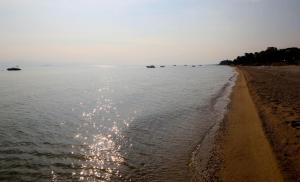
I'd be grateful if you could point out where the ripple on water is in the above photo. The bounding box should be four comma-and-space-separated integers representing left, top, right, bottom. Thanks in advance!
0, 65, 235, 181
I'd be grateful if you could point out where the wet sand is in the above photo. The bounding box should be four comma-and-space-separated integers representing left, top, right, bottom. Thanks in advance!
215, 68, 284, 182
241, 66, 300, 181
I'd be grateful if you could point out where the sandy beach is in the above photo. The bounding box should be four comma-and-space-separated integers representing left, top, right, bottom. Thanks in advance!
212, 66, 300, 181
241, 66, 300, 181
213, 67, 292, 181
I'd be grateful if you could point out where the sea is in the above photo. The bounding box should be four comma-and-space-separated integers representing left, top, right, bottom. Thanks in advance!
0, 65, 236, 181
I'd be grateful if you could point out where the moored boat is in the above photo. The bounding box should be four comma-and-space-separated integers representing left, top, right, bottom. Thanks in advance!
7, 66, 22, 71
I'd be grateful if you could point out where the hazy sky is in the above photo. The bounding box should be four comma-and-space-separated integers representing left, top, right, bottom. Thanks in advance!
0, 0, 300, 65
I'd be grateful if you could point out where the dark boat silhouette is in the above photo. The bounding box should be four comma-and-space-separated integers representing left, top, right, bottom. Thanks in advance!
192, 65, 196, 67
160, 65, 165, 68
7, 66, 22, 71
146, 65, 155, 68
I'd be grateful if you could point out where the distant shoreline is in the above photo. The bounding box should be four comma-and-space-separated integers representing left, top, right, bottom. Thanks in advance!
219, 47, 300, 66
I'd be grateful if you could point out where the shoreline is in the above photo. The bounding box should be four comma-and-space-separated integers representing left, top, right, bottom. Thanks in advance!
212, 67, 284, 181
190, 69, 237, 182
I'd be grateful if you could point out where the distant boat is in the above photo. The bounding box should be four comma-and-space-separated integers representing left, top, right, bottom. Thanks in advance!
146, 65, 155, 68
160, 65, 165, 68
192, 65, 196, 67
184, 65, 188, 66
7, 66, 21, 71
173, 65, 176, 66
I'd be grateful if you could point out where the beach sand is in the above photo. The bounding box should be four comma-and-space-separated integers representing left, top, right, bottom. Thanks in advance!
241, 66, 300, 181
215, 68, 284, 182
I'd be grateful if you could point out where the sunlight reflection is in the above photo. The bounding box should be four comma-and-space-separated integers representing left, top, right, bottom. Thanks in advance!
70, 87, 135, 181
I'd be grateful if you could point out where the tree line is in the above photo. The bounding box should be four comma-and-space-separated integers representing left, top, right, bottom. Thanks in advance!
219, 47, 300, 66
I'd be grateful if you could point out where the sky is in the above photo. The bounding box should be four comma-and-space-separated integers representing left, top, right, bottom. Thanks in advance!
0, 0, 300, 65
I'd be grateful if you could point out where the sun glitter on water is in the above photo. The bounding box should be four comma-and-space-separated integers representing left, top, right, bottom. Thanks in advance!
71, 87, 135, 181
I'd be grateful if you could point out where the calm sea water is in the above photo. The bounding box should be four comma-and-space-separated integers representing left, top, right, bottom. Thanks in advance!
0, 65, 235, 181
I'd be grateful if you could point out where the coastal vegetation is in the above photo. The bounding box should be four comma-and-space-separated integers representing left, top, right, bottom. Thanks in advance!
220, 47, 300, 66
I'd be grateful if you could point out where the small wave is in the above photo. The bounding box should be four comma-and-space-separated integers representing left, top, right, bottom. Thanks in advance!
190, 70, 237, 181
